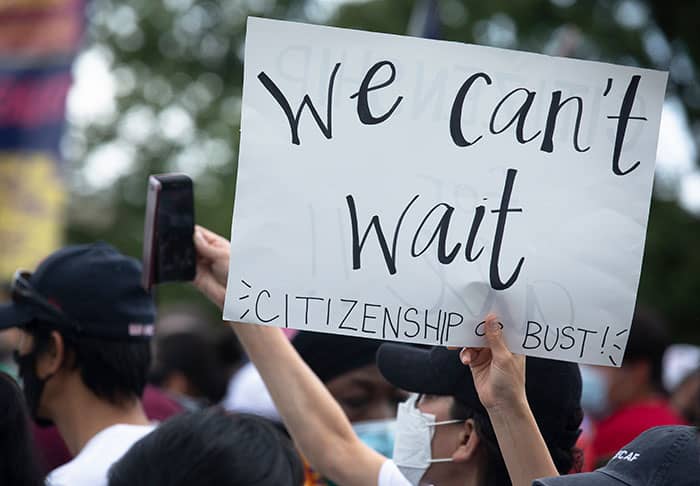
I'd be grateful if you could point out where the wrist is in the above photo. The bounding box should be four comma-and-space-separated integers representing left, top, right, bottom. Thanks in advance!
485, 393, 530, 419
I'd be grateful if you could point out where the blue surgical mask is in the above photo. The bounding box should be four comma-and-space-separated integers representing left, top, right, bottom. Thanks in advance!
352, 419, 396, 458
580, 365, 610, 419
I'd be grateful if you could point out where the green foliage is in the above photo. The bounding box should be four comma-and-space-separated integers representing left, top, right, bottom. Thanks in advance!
66, 0, 699, 340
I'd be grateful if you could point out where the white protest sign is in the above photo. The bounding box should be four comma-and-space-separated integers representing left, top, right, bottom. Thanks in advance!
223, 17, 668, 366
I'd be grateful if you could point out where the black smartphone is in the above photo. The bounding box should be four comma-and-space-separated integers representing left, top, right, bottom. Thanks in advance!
142, 174, 196, 290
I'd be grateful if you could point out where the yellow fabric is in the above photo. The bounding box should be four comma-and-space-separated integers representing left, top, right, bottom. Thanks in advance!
0, 153, 65, 284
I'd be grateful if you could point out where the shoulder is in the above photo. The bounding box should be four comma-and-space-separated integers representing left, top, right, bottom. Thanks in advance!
47, 425, 156, 486
47, 457, 105, 486
377, 460, 412, 486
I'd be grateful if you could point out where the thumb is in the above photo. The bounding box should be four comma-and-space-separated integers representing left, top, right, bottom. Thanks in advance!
483, 314, 510, 359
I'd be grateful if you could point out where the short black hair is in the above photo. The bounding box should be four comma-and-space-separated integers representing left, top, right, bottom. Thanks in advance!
108, 409, 304, 486
149, 329, 242, 404
0, 372, 43, 486
28, 320, 150, 405
624, 306, 670, 392
449, 400, 581, 486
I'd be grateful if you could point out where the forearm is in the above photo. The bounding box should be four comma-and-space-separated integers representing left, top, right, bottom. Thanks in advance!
487, 399, 559, 486
228, 321, 383, 486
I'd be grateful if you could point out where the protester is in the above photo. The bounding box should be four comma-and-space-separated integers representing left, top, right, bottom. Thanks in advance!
0, 370, 43, 486
532, 425, 700, 485
192, 225, 582, 486
454, 311, 700, 486
294, 332, 409, 425
663, 344, 700, 426
586, 308, 686, 466
149, 327, 242, 411
107, 409, 304, 486
0, 243, 157, 486
32, 384, 183, 474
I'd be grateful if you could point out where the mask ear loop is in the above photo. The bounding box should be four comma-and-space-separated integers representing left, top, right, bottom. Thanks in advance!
426, 419, 465, 463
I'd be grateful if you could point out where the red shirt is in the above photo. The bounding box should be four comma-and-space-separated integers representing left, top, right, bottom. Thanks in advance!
592, 399, 686, 466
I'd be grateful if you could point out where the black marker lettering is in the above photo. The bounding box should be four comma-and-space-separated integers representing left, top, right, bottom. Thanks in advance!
403, 307, 420, 338
560, 326, 576, 350
450, 72, 492, 147
490, 169, 525, 290
361, 303, 381, 334
540, 92, 590, 153
350, 60, 403, 125
295, 296, 324, 325
257, 63, 341, 145
347, 194, 419, 275
382, 306, 401, 339
576, 328, 598, 358
411, 203, 461, 264
489, 87, 541, 144
255, 290, 279, 323
338, 298, 358, 331
607, 75, 647, 176
522, 320, 542, 349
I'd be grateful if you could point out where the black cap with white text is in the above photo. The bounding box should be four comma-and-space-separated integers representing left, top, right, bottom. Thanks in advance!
533, 425, 700, 486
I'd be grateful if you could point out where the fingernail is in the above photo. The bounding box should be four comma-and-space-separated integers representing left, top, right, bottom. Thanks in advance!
460, 348, 471, 364
488, 318, 500, 332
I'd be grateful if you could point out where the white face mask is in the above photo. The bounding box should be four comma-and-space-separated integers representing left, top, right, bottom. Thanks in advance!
392, 394, 463, 485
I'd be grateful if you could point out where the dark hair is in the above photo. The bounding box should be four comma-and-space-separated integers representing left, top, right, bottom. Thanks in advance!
0, 372, 43, 486
149, 329, 242, 404
28, 320, 150, 405
449, 400, 581, 486
625, 306, 670, 393
108, 409, 304, 486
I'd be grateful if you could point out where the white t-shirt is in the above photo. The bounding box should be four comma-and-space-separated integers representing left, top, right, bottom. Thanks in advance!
378, 460, 412, 486
46, 424, 156, 486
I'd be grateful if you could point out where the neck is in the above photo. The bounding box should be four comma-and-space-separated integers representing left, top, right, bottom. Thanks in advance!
51, 385, 149, 455
428, 463, 484, 486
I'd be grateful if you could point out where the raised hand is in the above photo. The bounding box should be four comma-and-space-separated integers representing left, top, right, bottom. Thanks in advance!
193, 225, 231, 309
459, 314, 527, 412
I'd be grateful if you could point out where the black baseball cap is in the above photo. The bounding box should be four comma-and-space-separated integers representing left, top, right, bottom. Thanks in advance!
377, 345, 582, 447
0, 242, 156, 340
533, 425, 700, 486
292, 331, 386, 383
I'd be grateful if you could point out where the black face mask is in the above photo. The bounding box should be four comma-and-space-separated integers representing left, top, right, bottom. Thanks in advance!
13, 349, 55, 428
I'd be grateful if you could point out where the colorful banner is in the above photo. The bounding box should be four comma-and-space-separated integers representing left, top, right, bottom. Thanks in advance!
0, 0, 84, 290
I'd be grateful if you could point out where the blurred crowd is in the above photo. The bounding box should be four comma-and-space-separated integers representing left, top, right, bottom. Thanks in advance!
0, 233, 698, 486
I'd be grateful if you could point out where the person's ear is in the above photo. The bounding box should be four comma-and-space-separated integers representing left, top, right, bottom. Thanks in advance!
452, 418, 480, 464
36, 331, 65, 379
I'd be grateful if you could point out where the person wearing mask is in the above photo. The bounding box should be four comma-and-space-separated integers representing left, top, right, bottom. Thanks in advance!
455, 309, 700, 486
583, 308, 686, 466
107, 409, 304, 486
192, 225, 583, 486
294, 332, 411, 485
226, 329, 410, 484
0, 371, 43, 486
0, 243, 157, 486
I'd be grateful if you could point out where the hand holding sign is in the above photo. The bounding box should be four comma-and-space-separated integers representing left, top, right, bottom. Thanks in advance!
224, 18, 668, 366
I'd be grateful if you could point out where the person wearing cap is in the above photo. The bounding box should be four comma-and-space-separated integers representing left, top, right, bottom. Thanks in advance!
532, 425, 700, 486
456, 318, 700, 485
0, 243, 158, 486
192, 225, 583, 486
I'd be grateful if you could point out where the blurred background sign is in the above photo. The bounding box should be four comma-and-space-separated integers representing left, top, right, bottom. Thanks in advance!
0, 0, 86, 297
